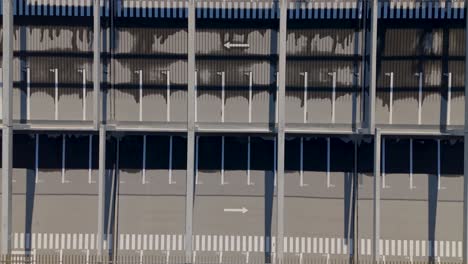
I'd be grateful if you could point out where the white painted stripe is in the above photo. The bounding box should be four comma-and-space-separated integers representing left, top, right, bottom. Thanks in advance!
397, 239, 401, 256
201, 235, 205, 251
379, 239, 383, 257
416, 240, 420, 257
66, 233, 71, 250
155, 234, 159, 251
452, 241, 457, 258
73, 233, 77, 250
325, 237, 329, 254
149, 234, 153, 250
367, 239, 371, 255
119, 234, 124, 250
14, 233, 18, 249
422, 240, 426, 257
254, 236, 258, 252
78, 233, 83, 250
307, 237, 311, 254
207, 235, 211, 251
260, 236, 264, 252
137, 234, 141, 250
242, 236, 247, 252
301, 237, 305, 254
343, 239, 348, 255
61, 233, 65, 250
20, 233, 24, 249
459, 241, 463, 258
337, 238, 341, 255
248, 236, 252, 252
172, 234, 177, 251
313, 237, 317, 253
403, 240, 407, 256
213, 235, 217, 252
236, 236, 241, 252
162, 234, 166, 251
143, 234, 147, 250
331, 238, 335, 254
319, 237, 323, 254
125, 234, 130, 250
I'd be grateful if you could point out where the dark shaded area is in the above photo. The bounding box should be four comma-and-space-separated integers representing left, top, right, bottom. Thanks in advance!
285, 137, 300, 171
13, 134, 35, 169
385, 138, 410, 174
303, 137, 327, 172
440, 139, 463, 175
357, 138, 373, 174
413, 139, 437, 174
224, 136, 247, 171
331, 137, 354, 172
38, 134, 61, 169
198, 136, 221, 170
171, 135, 187, 170
118, 135, 143, 170
250, 137, 274, 171
65, 135, 91, 169
145, 135, 170, 170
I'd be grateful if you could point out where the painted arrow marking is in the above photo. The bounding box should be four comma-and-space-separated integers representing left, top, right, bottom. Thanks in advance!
224, 42, 250, 49
224, 207, 248, 214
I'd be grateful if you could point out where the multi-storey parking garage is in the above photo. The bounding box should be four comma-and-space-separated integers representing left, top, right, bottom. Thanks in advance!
0, 0, 467, 263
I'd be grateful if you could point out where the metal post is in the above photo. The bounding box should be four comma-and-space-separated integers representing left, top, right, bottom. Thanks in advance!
464, 1, 468, 261
385, 72, 394, 125
50, 68, 59, 120
300, 72, 308, 123
78, 68, 87, 121
277, 0, 287, 261
136, 70, 143, 122
1, 0, 13, 255
186, 0, 196, 261
217, 72, 225, 123
97, 126, 106, 255
245, 72, 253, 123
94, 0, 105, 256
445, 72, 452, 126
94, 0, 101, 129
369, 0, 378, 134
415, 72, 423, 125
373, 128, 381, 263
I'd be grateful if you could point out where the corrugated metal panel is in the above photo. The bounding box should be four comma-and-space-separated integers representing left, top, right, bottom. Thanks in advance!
448, 28, 464, 56
30, 87, 55, 120
196, 60, 273, 87
285, 90, 303, 123
0, 26, 92, 53
381, 28, 443, 57
112, 88, 140, 121
58, 87, 84, 120
170, 89, 187, 122
448, 61, 464, 88
378, 60, 442, 88
421, 91, 441, 125
225, 90, 249, 123
392, 92, 419, 124
142, 88, 167, 121
251, 90, 274, 124
197, 90, 222, 122
116, 27, 187, 55
306, 91, 332, 124
113, 59, 187, 85
28, 57, 92, 84
286, 60, 361, 88
287, 29, 362, 57
196, 28, 276, 56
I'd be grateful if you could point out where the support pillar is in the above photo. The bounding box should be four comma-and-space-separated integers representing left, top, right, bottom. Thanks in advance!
463, 3, 468, 263
1, 0, 14, 255
186, 0, 196, 261
368, 0, 378, 134
276, 0, 287, 261
373, 128, 381, 263
94, 0, 105, 256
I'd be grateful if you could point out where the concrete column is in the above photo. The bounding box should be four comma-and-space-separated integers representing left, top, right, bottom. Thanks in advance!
368, 0, 378, 134
276, 0, 287, 261
186, 0, 196, 261
373, 128, 381, 263
1, 0, 14, 255
463, 3, 468, 263
94, 0, 105, 257
97, 126, 106, 256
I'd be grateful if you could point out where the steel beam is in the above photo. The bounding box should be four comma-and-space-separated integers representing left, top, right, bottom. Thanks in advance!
463, 2, 468, 262
373, 128, 381, 263
1, 0, 14, 255
276, 0, 287, 261
368, 0, 378, 134
186, 0, 196, 261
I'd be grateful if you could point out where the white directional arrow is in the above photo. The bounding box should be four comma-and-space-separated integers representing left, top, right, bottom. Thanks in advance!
224, 42, 250, 49
223, 207, 248, 214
